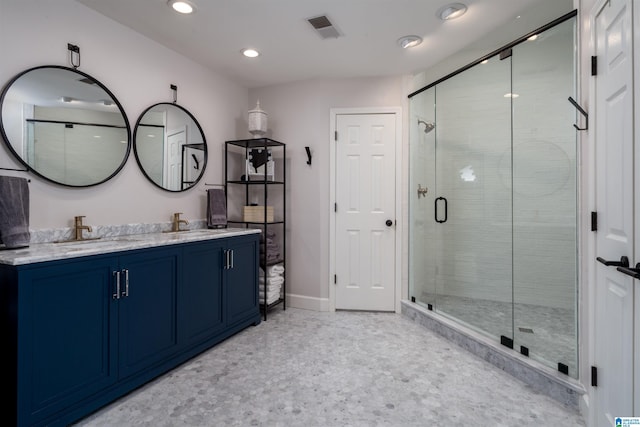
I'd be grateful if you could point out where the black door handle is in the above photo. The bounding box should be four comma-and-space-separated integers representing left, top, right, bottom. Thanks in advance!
385, 220, 393, 227
596, 256, 629, 267
617, 263, 640, 279
435, 197, 448, 223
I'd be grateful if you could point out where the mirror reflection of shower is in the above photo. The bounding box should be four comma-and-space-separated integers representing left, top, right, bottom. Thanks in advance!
418, 119, 435, 134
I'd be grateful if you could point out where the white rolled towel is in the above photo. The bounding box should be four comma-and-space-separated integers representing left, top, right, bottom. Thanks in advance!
259, 292, 280, 305
259, 275, 284, 286
259, 282, 281, 293
267, 264, 285, 276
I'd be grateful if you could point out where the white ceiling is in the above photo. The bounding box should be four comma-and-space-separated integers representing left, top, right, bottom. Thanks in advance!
74, 0, 573, 89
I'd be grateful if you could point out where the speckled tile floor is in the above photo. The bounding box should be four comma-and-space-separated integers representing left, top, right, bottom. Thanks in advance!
73, 308, 585, 427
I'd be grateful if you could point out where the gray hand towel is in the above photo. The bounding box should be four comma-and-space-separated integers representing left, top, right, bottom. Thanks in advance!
0, 176, 30, 248
206, 188, 227, 228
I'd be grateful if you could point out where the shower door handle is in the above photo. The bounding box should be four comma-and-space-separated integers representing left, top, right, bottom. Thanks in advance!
617, 263, 640, 279
435, 197, 448, 223
596, 256, 629, 267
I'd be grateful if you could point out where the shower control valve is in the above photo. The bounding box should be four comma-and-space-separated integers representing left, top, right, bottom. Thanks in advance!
417, 184, 428, 199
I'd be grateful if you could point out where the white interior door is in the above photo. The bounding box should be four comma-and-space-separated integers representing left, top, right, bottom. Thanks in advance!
593, 0, 636, 424
165, 126, 186, 191
335, 113, 396, 311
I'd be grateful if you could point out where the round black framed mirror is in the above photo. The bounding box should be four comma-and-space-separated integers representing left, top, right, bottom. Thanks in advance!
0, 65, 131, 187
134, 102, 207, 192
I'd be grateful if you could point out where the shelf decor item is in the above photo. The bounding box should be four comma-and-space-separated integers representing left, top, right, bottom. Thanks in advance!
243, 205, 274, 222
248, 100, 267, 138
246, 148, 274, 181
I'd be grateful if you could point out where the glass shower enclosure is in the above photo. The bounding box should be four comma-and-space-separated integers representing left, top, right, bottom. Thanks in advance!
409, 14, 577, 377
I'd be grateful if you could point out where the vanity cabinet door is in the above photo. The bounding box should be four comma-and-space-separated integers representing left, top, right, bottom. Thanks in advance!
180, 240, 224, 347
224, 234, 260, 328
16, 256, 118, 426
116, 247, 180, 379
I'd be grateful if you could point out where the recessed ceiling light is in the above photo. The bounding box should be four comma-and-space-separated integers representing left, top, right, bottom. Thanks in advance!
437, 3, 468, 20
504, 93, 520, 98
168, 0, 195, 14
481, 59, 489, 64
528, 34, 539, 41
397, 35, 422, 49
242, 48, 260, 58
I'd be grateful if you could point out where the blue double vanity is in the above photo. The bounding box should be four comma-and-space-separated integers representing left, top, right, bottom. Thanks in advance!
0, 229, 261, 426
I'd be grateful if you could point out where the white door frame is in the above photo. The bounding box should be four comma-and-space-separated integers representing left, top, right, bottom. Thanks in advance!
588, 0, 638, 423
329, 107, 403, 312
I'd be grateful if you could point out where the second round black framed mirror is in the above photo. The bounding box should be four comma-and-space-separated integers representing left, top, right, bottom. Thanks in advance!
133, 102, 207, 192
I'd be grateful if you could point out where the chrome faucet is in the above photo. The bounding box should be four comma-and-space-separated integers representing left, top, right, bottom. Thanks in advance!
74, 216, 92, 240
171, 212, 189, 232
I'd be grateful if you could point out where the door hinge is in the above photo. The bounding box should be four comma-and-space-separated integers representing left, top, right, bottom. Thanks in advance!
334, 274, 337, 284
591, 211, 597, 232
591, 366, 598, 387
334, 203, 337, 212
334, 130, 338, 141
591, 56, 597, 76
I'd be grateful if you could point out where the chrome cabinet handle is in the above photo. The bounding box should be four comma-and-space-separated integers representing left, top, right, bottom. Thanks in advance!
224, 249, 230, 269
122, 269, 129, 297
230, 249, 234, 269
112, 271, 120, 299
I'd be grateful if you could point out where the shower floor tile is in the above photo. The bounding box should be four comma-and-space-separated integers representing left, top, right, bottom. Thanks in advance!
73, 308, 584, 427
419, 293, 577, 377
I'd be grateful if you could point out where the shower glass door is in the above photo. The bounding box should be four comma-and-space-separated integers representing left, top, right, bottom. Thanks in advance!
432, 55, 513, 340
409, 87, 436, 309
408, 13, 577, 378
511, 17, 578, 376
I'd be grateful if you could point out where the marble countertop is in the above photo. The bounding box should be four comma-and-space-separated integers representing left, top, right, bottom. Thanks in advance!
0, 228, 261, 266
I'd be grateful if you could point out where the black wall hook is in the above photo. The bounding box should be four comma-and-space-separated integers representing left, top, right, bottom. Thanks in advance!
305, 146, 312, 165
568, 96, 588, 131
170, 84, 177, 103
67, 43, 80, 69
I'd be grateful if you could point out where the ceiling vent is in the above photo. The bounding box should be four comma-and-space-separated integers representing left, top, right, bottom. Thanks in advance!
307, 15, 341, 39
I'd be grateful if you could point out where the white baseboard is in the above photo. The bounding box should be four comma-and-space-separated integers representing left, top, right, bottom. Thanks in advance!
286, 293, 330, 312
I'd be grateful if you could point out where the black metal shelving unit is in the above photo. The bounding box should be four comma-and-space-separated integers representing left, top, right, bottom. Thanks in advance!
225, 137, 286, 320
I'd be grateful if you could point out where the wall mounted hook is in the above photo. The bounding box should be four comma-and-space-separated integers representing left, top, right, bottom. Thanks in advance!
170, 84, 177, 103
305, 146, 312, 165
67, 43, 80, 69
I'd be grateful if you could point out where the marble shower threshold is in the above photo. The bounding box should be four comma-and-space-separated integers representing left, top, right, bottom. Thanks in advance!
401, 300, 585, 409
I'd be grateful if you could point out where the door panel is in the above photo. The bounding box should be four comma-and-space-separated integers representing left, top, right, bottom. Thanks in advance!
594, 0, 635, 425
118, 247, 180, 379
335, 113, 396, 311
20, 258, 117, 425
181, 241, 224, 346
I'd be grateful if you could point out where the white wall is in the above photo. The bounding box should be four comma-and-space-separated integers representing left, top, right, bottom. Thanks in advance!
0, 0, 248, 229
249, 76, 406, 307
